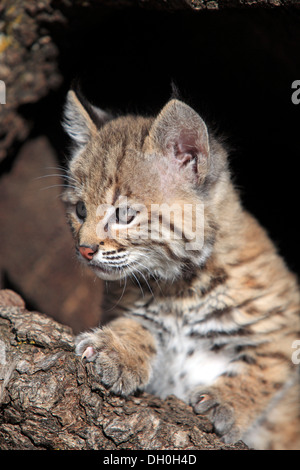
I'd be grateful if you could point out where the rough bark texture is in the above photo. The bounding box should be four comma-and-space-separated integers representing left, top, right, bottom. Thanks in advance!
0, 289, 248, 450
0, 0, 62, 161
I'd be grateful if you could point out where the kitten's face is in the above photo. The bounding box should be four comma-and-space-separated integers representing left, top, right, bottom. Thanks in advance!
63, 91, 227, 282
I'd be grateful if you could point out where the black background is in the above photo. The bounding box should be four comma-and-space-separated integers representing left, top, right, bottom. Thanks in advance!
29, 5, 300, 275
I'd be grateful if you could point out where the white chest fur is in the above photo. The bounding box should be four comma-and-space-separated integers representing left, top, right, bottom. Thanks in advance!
144, 315, 232, 401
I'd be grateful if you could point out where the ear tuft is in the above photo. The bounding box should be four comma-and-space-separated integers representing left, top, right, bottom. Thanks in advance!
62, 90, 95, 147
62, 89, 112, 156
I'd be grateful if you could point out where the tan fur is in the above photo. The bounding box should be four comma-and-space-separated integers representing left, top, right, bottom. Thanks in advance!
63, 91, 300, 449
76, 318, 156, 395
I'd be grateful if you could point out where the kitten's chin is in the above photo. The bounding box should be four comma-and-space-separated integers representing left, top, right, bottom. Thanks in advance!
90, 264, 124, 281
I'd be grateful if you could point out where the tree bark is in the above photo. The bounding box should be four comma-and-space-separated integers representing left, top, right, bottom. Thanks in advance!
0, 289, 248, 450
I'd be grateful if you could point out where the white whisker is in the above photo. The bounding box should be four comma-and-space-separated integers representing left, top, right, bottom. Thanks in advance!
35, 174, 77, 183
133, 253, 163, 295
39, 184, 77, 191
105, 266, 128, 312
127, 265, 145, 298
133, 261, 155, 297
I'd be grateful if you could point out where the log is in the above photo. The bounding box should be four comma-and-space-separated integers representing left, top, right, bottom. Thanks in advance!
0, 289, 248, 450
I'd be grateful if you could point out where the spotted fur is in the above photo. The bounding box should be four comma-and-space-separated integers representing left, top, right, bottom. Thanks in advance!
63, 90, 300, 449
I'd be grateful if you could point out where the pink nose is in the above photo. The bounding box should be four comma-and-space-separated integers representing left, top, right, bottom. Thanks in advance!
79, 245, 98, 261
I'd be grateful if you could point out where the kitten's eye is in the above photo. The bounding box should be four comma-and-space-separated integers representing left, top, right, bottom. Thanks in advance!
116, 206, 136, 225
76, 201, 87, 221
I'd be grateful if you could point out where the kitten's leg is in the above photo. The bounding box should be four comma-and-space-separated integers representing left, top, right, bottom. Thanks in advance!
75, 318, 156, 396
189, 383, 240, 443
244, 381, 300, 450
189, 363, 296, 444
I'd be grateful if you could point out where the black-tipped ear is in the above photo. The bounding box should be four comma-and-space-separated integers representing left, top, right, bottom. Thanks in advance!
75, 87, 113, 129
170, 81, 181, 100
62, 89, 112, 156
149, 99, 210, 183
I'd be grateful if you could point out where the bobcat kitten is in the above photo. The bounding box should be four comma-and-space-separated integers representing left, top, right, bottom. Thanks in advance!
62, 90, 300, 450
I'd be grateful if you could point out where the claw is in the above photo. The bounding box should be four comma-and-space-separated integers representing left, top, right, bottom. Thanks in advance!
198, 394, 210, 403
82, 346, 95, 360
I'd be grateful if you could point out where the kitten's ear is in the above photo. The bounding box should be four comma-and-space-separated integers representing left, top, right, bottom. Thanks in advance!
63, 90, 111, 152
148, 99, 210, 183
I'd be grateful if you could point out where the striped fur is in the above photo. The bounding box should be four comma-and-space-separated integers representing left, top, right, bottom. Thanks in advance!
63, 90, 300, 449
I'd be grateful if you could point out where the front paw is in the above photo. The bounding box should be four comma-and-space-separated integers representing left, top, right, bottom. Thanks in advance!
190, 387, 240, 443
75, 328, 151, 396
